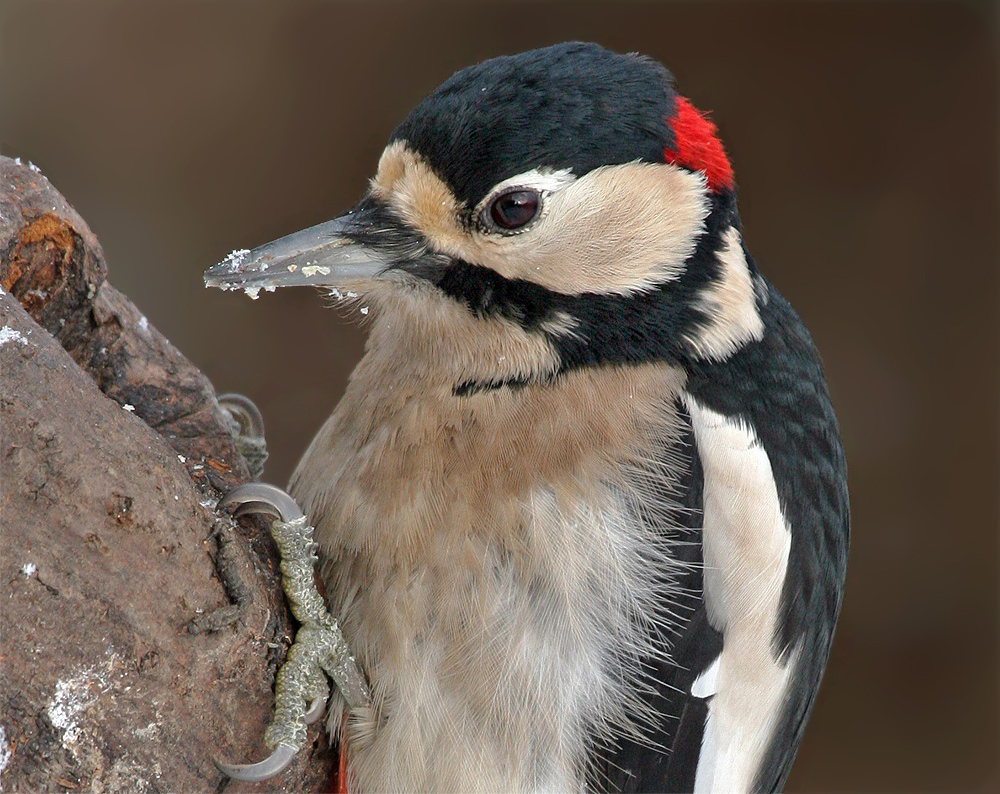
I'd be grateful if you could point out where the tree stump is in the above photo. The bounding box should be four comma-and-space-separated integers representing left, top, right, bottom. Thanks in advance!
0, 156, 336, 792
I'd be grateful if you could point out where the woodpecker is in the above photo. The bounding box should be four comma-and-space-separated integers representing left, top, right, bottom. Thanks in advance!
206, 42, 849, 794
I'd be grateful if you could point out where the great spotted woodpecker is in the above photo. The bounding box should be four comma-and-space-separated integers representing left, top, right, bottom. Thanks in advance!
206, 41, 849, 794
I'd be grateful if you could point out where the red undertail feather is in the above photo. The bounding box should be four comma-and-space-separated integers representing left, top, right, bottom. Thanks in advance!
664, 96, 734, 193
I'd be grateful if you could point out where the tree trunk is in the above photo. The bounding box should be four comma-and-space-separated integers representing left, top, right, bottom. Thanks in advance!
0, 156, 335, 792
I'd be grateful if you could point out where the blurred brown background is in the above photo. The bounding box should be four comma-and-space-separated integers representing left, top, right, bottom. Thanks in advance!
1, 1, 997, 791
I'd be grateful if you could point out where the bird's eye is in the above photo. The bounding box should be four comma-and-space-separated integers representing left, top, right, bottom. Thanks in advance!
486, 189, 540, 231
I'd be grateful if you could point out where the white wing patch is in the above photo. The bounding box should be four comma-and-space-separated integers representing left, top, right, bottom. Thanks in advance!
690, 654, 721, 699
683, 394, 798, 794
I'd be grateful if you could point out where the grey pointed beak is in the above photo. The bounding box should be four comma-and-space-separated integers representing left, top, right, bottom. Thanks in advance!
204, 213, 390, 298
205, 194, 432, 297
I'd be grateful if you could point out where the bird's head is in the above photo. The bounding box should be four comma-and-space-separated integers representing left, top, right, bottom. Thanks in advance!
206, 42, 764, 395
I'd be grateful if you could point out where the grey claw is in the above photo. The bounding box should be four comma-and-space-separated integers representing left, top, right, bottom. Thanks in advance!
218, 393, 265, 438
304, 695, 326, 725
219, 393, 268, 480
220, 482, 304, 523
215, 742, 298, 781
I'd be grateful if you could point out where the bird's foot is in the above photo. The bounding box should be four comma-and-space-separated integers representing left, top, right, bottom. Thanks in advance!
218, 393, 268, 480
215, 483, 370, 781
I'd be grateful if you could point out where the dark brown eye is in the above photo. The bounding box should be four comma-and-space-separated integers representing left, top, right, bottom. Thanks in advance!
488, 189, 540, 230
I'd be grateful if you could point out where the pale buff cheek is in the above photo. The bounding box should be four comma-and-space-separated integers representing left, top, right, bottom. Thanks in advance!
372, 142, 711, 296
464, 163, 710, 295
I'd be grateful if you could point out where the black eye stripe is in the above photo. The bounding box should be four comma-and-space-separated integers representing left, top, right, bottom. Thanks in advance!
485, 188, 540, 231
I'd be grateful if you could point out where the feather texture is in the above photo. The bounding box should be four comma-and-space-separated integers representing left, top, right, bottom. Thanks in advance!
290, 299, 693, 791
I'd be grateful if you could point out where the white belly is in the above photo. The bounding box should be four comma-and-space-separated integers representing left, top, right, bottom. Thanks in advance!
330, 483, 681, 794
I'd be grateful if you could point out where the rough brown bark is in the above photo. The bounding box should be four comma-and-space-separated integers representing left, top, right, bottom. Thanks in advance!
0, 156, 336, 792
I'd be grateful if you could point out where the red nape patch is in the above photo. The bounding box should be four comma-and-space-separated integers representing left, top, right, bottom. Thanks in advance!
664, 96, 734, 193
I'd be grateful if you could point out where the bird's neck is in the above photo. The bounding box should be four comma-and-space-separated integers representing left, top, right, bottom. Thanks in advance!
295, 347, 687, 562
